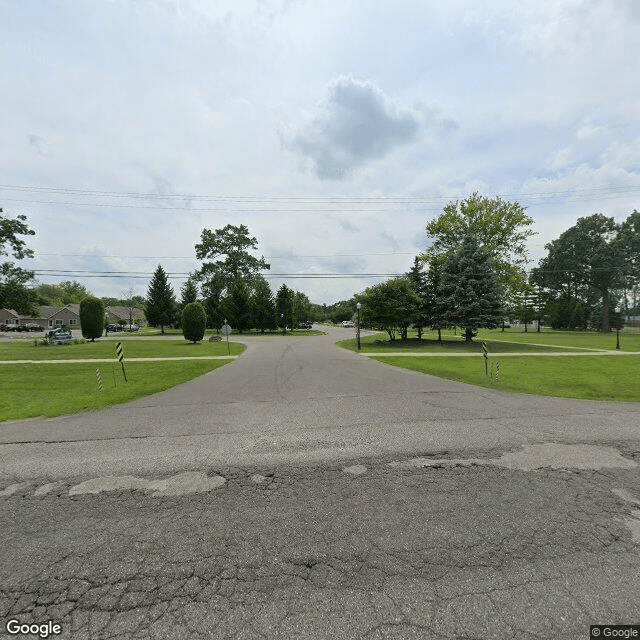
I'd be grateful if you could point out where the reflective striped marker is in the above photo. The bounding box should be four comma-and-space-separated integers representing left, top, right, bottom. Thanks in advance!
496, 361, 500, 382
115, 341, 128, 382
482, 341, 488, 375
96, 367, 103, 392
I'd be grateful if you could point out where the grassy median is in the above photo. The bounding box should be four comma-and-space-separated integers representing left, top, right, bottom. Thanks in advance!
340, 329, 640, 402
0, 340, 246, 421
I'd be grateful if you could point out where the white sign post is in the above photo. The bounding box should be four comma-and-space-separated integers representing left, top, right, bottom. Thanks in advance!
221, 322, 232, 355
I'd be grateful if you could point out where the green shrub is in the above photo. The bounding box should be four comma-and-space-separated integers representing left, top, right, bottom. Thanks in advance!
80, 296, 105, 342
182, 302, 207, 343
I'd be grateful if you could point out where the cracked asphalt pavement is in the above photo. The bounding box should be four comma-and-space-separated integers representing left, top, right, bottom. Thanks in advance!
2, 327, 640, 639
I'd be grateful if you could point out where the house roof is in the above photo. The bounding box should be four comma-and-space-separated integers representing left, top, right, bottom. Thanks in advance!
106, 306, 144, 320
0, 309, 19, 318
39, 306, 59, 318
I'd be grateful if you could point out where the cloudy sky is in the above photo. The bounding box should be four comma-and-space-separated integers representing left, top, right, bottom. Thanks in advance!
2, 0, 639, 304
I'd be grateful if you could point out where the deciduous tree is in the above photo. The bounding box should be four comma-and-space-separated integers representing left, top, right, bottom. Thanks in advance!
0, 208, 37, 314
357, 278, 420, 341
195, 224, 270, 290
424, 193, 535, 299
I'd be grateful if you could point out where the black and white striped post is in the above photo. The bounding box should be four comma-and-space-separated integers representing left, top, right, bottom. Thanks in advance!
482, 341, 488, 376
96, 367, 103, 392
496, 361, 500, 382
115, 341, 128, 382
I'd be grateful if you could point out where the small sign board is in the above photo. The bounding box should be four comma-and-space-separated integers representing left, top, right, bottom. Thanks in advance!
221, 324, 232, 336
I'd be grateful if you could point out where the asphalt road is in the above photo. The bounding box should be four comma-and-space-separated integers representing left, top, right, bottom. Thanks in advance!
2, 326, 640, 639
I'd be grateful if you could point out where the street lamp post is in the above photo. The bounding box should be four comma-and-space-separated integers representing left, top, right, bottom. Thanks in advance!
356, 302, 361, 351
281, 313, 285, 336
615, 308, 621, 350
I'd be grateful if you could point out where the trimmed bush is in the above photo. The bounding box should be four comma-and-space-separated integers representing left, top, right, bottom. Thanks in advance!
182, 302, 207, 343
79, 296, 105, 342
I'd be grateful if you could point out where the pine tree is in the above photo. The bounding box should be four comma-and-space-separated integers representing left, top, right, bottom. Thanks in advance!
180, 276, 198, 308
406, 256, 428, 339
275, 284, 294, 333
79, 296, 104, 342
250, 277, 276, 333
145, 265, 176, 334
438, 236, 502, 343
223, 278, 252, 333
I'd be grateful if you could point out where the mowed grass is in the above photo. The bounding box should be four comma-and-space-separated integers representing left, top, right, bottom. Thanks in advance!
373, 354, 640, 402
337, 327, 640, 401
0, 358, 239, 422
0, 338, 245, 361
469, 328, 640, 352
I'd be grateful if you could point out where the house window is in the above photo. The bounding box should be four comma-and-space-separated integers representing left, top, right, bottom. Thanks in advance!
69, 319, 76, 325
56, 319, 64, 325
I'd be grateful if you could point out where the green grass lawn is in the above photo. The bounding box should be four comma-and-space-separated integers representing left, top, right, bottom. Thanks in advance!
337, 328, 640, 401
466, 327, 640, 352
0, 358, 239, 422
0, 339, 245, 361
372, 354, 640, 402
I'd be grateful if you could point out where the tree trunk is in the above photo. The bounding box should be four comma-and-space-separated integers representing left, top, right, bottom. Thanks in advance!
464, 327, 474, 343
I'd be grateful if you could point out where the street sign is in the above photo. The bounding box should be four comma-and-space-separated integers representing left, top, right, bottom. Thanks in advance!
221, 324, 232, 336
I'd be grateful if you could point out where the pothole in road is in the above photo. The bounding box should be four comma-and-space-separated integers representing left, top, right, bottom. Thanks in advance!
67, 471, 227, 497
389, 443, 638, 471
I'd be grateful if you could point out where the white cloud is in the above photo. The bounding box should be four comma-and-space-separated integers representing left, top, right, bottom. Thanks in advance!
290, 76, 422, 180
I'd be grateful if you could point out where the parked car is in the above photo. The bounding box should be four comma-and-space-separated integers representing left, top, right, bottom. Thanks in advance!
298, 321, 313, 330
3, 323, 21, 332
123, 324, 140, 332
341, 320, 355, 328
21, 323, 44, 332
106, 323, 123, 332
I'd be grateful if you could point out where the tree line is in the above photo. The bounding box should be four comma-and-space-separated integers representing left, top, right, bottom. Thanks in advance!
3, 200, 639, 342
145, 224, 312, 335
356, 194, 640, 341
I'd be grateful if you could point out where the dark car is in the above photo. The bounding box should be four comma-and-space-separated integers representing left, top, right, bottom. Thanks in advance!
3, 323, 21, 331
106, 323, 123, 332
298, 321, 313, 330
22, 323, 44, 332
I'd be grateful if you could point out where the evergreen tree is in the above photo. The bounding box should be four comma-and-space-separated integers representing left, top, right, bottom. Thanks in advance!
182, 301, 207, 343
406, 256, 428, 339
438, 235, 503, 343
250, 277, 276, 333
223, 278, 252, 333
424, 256, 447, 342
180, 276, 198, 308
145, 265, 176, 334
275, 284, 294, 333
79, 296, 104, 342
202, 274, 225, 332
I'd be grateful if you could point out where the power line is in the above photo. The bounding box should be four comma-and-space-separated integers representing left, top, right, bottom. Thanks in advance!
33, 251, 418, 259
2, 183, 640, 200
